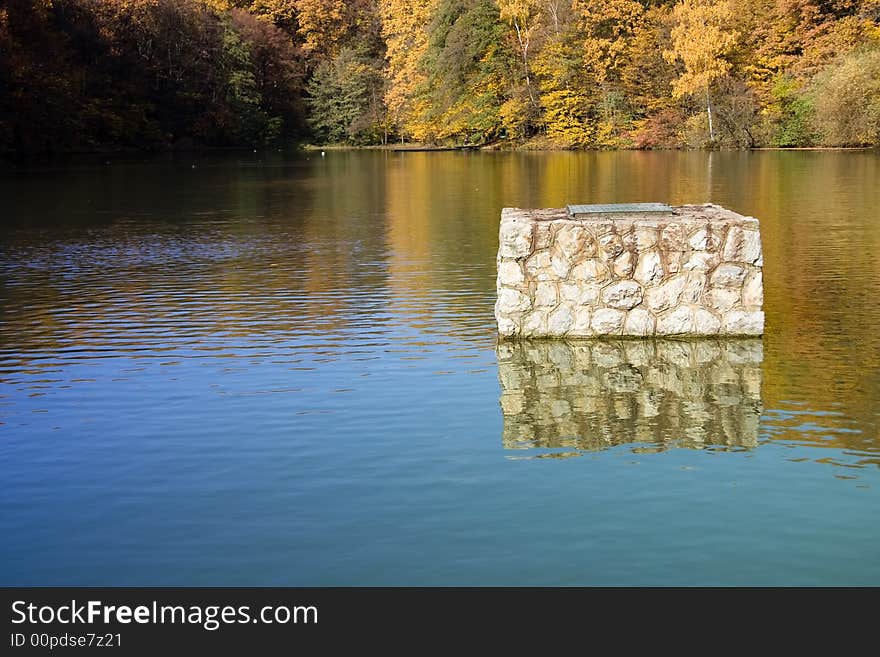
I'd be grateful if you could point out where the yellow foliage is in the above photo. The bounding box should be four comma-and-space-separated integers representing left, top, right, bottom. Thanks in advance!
664, 0, 738, 99
541, 89, 593, 147
247, 0, 298, 26
593, 120, 619, 148
500, 95, 532, 138
498, 0, 541, 25
296, 0, 350, 57
380, 0, 440, 139
196, 0, 231, 11
576, 0, 645, 85
531, 40, 570, 90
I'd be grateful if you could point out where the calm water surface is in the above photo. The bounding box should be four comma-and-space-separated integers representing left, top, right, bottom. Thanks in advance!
2, 150, 879, 585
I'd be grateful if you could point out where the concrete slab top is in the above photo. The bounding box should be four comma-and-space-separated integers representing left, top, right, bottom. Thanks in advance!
567, 203, 674, 217
516, 203, 758, 227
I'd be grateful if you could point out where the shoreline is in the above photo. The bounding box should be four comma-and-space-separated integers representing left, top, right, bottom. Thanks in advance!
3, 143, 874, 166
304, 143, 876, 153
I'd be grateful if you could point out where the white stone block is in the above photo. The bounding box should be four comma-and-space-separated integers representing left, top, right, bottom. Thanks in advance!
534, 282, 559, 307
689, 227, 721, 251
498, 259, 524, 286
524, 251, 553, 281
591, 308, 626, 334
646, 274, 687, 312
499, 214, 533, 258
570, 259, 611, 283
572, 308, 592, 335
624, 308, 655, 336
722, 310, 764, 335
694, 308, 721, 334
496, 205, 764, 338
657, 306, 695, 335
722, 226, 762, 263
497, 287, 531, 314
634, 250, 664, 284
612, 250, 635, 278
602, 280, 644, 310
548, 306, 574, 334
711, 263, 748, 288
742, 271, 763, 307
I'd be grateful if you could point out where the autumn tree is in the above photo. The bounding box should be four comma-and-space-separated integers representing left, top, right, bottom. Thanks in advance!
619, 6, 676, 116
417, 0, 512, 144
664, 0, 739, 142
246, 0, 298, 34
229, 8, 305, 142
3, 0, 880, 155
295, 0, 380, 64
0, 0, 307, 156
497, 0, 543, 134
379, 0, 439, 141
530, 2, 594, 146
811, 44, 880, 145
575, 0, 644, 87
571, 0, 647, 143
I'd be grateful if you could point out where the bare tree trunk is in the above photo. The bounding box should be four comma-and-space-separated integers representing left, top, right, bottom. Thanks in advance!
513, 18, 539, 110
546, 1, 560, 36
706, 85, 715, 142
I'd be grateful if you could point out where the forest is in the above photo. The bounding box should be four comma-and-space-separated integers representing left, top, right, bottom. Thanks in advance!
1, 0, 879, 156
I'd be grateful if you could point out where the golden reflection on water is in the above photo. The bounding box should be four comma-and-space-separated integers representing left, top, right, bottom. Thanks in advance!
498, 339, 763, 455
5, 152, 880, 586
1, 151, 879, 463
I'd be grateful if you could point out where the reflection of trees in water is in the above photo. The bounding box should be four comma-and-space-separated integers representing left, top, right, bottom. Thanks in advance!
498, 338, 763, 453
5, 152, 880, 448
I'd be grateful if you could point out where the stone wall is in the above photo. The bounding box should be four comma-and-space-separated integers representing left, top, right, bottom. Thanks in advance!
498, 338, 763, 453
495, 204, 764, 338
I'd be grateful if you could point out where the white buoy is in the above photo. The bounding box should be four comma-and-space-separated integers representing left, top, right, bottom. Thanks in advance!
321, 151, 325, 157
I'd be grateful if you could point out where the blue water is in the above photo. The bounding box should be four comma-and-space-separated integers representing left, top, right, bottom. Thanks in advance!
2, 150, 879, 585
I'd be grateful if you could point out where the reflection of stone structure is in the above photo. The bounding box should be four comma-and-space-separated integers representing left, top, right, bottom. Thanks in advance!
495, 204, 764, 337
498, 339, 763, 452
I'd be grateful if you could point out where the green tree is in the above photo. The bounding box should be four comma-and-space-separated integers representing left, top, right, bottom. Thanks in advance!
220, 14, 280, 144
765, 74, 816, 146
306, 47, 385, 143
418, 0, 512, 144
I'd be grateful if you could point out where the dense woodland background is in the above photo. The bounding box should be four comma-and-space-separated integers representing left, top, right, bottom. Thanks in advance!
1, 0, 879, 156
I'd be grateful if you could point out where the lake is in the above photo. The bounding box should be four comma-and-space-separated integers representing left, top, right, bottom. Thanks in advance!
2, 150, 879, 585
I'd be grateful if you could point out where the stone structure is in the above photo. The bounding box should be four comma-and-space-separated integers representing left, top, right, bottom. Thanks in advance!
495, 204, 764, 338
498, 338, 763, 453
